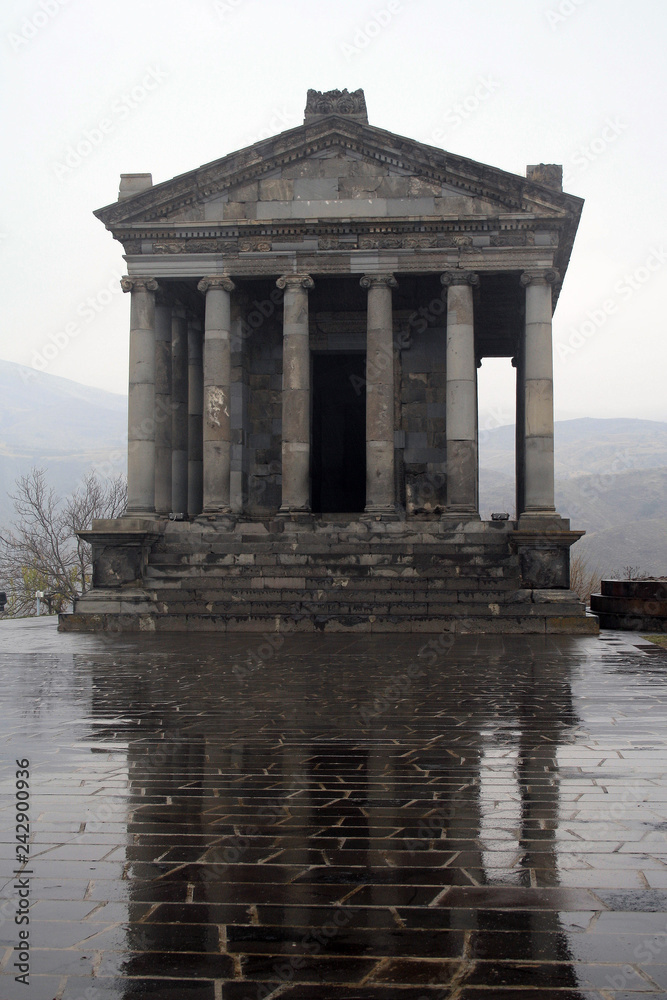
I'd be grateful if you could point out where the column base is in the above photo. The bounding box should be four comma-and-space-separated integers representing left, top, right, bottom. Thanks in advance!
362, 504, 401, 522
124, 507, 157, 518
276, 507, 313, 523
440, 508, 481, 522
196, 511, 236, 529
517, 510, 564, 530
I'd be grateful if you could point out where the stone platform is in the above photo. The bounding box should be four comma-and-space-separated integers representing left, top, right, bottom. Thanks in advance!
60, 517, 597, 634
2, 618, 667, 998
591, 579, 667, 632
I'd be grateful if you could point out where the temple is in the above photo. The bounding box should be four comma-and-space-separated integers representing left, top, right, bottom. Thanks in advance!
60, 88, 597, 634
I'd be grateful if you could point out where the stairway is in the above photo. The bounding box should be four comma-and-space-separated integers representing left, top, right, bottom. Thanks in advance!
91, 518, 591, 633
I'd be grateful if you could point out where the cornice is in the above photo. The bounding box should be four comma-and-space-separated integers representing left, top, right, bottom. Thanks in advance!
94, 117, 583, 232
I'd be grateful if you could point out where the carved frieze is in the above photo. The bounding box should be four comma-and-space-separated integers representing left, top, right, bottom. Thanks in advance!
152, 238, 238, 254
491, 233, 528, 247
239, 238, 272, 253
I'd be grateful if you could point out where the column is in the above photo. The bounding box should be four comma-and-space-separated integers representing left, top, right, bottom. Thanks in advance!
171, 308, 188, 515
441, 271, 480, 517
187, 316, 204, 518
121, 275, 158, 515
198, 276, 235, 515
154, 294, 172, 515
518, 269, 559, 517
276, 274, 314, 514
360, 274, 398, 516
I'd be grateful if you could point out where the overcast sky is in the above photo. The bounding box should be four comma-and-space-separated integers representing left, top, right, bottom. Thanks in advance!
2, 0, 666, 427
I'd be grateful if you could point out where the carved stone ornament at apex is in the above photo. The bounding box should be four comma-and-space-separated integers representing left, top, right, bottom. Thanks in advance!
304, 88, 368, 123
60, 87, 597, 636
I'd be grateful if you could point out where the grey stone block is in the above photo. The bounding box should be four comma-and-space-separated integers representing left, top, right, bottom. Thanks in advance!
293, 177, 339, 200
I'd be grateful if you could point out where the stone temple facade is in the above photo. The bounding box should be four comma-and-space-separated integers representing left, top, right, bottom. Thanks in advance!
60, 89, 597, 634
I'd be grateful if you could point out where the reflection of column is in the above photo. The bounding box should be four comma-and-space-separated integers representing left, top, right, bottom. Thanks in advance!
441, 271, 479, 517
187, 317, 203, 518
198, 277, 235, 515
121, 276, 158, 515
154, 295, 172, 516
518, 269, 558, 517
171, 308, 188, 515
276, 274, 314, 514
360, 273, 398, 516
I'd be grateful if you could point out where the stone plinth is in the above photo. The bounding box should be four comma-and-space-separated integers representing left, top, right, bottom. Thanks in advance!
591, 579, 667, 632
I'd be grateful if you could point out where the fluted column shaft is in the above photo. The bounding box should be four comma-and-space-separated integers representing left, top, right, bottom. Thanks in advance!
277, 274, 314, 514
519, 269, 558, 516
121, 276, 158, 515
441, 271, 480, 516
154, 297, 173, 515
171, 308, 189, 515
198, 277, 235, 514
187, 317, 203, 517
361, 274, 397, 515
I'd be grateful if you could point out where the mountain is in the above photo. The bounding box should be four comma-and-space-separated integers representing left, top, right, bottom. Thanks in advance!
480, 418, 667, 577
1, 362, 664, 577
0, 360, 127, 528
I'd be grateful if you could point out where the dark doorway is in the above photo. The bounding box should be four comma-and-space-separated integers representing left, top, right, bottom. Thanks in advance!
312, 353, 366, 512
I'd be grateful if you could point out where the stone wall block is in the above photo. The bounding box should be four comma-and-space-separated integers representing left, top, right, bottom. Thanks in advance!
259, 178, 294, 200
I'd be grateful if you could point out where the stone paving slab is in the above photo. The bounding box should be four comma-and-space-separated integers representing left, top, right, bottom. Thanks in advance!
1, 619, 667, 997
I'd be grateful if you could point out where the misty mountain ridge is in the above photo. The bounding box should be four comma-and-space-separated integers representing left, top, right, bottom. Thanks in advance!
1, 360, 665, 577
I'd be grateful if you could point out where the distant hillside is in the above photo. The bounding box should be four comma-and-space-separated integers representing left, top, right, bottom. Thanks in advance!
480, 418, 667, 577
1, 362, 664, 578
0, 360, 127, 527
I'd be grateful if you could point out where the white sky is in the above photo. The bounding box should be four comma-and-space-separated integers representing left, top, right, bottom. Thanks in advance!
1, 0, 666, 424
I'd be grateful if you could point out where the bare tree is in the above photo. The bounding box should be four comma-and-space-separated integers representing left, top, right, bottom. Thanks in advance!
0, 468, 126, 617
570, 553, 601, 606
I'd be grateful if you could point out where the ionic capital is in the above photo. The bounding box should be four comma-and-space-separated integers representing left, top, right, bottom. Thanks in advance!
198, 275, 235, 294
276, 274, 314, 291
120, 275, 159, 294
520, 268, 560, 287
360, 273, 398, 290
440, 271, 480, 288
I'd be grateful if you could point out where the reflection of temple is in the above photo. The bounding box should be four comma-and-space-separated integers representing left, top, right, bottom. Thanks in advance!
61, 88, 597, 635
85, 637, 585, 991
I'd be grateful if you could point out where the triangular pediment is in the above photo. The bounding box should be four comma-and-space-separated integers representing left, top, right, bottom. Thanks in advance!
95, 117, 582, 230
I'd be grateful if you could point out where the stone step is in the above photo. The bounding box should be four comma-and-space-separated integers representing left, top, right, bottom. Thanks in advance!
150, 585, 527, 603
149, 540, 514, 558
144, 577, 522, 597
61, 611, 599, 635
153, 599, 580, 618
146, 557, 516, 574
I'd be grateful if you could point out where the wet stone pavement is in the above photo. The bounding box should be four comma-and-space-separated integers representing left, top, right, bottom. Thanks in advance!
2, 621, 667, 999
